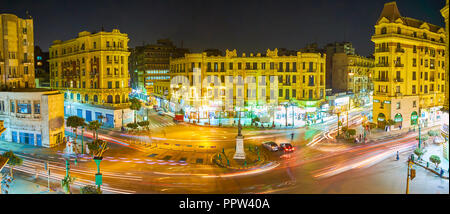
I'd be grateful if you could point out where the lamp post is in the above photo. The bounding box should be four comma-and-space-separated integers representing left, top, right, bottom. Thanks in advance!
418, 108, 422, 149
284, 103, 288, 127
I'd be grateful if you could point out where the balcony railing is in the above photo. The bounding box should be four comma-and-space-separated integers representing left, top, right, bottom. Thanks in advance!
394, 78, 404, 82
307, 69, 316, 73
374, 77, 389, 82
376, 63, 389, 67
395, 92, 403, 97
375, 48, 390, 53
395, 63, 404, 67
395, 48, 405, 53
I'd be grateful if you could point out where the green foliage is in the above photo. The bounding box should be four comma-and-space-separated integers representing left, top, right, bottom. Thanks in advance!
1, 150, 23, 177
61, 175, 76, 194
87, 120, 102, 140
1, 150, 23, 167
137, 121, 150, 127
414, 148, 425, 158
429, 155, 441, 168
80, 185, 102, 194
88, 139, 109, 157
66, 116, 85, 129
177, 108, 185, 115
347, 129, 356, 136
129, 98, 142, 111
427, 130, 439, 137
126, 123, 139, 129
416, 136, 429, 141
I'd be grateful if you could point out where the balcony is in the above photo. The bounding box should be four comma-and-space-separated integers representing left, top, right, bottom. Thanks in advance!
394, 63, 404, 67
374, 77, 389, 82
395, 92, 403, 97
375, 48, 390, 53
376, 63, 389, 67
307, 69, 316, 73
375, 91, 388, 95
395, 48, 405, 53
393, 78, 404, 82
430, 78, 435, 82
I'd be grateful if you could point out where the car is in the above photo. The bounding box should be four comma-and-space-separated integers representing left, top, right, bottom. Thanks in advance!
279, 143, 295, 152
262, 141, 279, 152
158, 111, 165, 116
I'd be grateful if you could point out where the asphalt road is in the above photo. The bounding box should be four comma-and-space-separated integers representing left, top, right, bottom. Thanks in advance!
3, 106, 448, 194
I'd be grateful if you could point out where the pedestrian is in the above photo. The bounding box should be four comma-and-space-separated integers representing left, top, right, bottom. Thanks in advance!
396, 151, 399, 161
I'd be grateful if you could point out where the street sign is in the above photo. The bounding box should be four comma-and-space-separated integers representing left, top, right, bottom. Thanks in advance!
410, 169, 416, 180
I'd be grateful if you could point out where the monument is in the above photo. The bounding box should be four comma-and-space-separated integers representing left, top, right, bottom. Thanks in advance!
233, 119, 246, 160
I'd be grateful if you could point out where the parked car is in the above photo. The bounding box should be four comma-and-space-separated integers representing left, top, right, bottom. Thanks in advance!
279, 143, 295, 152
262, 141, 279, 152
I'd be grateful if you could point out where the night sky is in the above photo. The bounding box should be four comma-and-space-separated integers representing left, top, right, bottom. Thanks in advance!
2, 0, 446, 56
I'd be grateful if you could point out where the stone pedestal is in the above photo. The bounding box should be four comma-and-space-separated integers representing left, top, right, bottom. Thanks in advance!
233, 135, 246, 160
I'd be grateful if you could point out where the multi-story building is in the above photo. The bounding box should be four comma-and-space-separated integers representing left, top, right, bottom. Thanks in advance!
34, 46, 50, 88
332, 53, 375, 106
129, 39, 189, 102
0, 14, 64, 147
49, 29, 134, 128
0, 14, 35, 89
324, 42, 355, 89
372, 2, 446, 129
155, 48, 326, 126
442, 0, 449, 112
440, 0, 449, 161
0, 89, 65, 147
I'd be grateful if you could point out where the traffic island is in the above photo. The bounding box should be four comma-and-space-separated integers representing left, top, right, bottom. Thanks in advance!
212, 145, 270, 170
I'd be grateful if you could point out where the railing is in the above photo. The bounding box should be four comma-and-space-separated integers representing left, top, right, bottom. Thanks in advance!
307, 69, 316, 73
395, 48, 405, 53
374, 78, 389, 82
375, 48, 390, 53
395, 63, 404, 67
376, 63, 389, 67
395, 92, 403, 97
394, 78, 404, 82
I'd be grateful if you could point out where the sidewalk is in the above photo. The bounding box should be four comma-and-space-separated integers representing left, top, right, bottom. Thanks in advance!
0, 140, 64, 159
365, 124, 442, 143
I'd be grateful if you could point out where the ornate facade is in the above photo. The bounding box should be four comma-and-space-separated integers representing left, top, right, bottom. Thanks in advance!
372, 2, 446, 129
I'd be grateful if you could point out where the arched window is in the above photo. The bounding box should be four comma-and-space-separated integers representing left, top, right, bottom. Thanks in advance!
85, 94, 89, 102
122, 95, 126, 103
94, 95, 98, 103
77, 93, 81, 101
397, 27, 401, 34
107, 95, 113, 103
115, 95, 120, 104
381, 27, 387, 34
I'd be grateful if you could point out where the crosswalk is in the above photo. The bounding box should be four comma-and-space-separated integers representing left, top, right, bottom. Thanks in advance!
147, 120, 176, 129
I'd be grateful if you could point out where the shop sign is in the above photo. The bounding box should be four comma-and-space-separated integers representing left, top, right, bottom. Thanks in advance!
373, 99, 380, 103
384, 101, 391, 104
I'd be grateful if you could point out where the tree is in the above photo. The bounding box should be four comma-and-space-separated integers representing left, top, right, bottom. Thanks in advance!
427, 130, 439, 137
80, 185, 102, 194
429, 155, 441, 169
88, 120, 102, 140
127, 123, 139, 130
1, 150, 23, 179
347, 129, 356, 137
66, 116, 86, 153
129, 98, 142, 123
61, 175, 75, 194
88, 139, 109, 158
138, 121, 150, 131
414, 148, 425, 160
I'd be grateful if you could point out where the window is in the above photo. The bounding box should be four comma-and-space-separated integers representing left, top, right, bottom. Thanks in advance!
396, 102, 400, 110
115, 81, 120, 88
34, 102, 40, 114
412, 85, 416, 94
10, 101, 14, 112
229, 63, 233, 70
238, 63, 242, 70
381, 27, 387, 34
279, 89, 283, 97
18, 103, 31, 114
108, 81, 112, 89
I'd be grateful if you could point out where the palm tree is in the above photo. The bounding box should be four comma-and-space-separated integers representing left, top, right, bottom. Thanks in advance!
1, 150, 23, 179
66, 116, 85, 153
129, 98, 142, 123
88, 120, 102, 140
